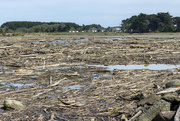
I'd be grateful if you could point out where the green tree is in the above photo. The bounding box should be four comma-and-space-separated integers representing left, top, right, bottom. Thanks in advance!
121, 12, 177, 33
1, 21, 81, 33
173, 17, 180, 32
0, 28, 3, 33
137, 13, 150, 33
121, 18, 131, 32
15, 27, 28, 33
148, 14, 160, 32
122, 14, 150, 33
157, 12, 175, 32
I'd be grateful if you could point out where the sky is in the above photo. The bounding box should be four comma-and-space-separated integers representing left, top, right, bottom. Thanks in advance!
0, 0, 180, 27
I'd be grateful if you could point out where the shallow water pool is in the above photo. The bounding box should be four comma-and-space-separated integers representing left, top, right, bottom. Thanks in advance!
88, 64, 180, 71
62, 85, 86, 90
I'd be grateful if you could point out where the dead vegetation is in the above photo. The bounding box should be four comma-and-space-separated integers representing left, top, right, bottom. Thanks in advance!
0, 34, 180, 120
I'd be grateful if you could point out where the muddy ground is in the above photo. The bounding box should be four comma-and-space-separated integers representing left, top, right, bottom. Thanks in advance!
0, 33, 180, 120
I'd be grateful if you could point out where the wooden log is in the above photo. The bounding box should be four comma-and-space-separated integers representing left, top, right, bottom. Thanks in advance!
136, 99, 171, 121
129, 110, 143, 121
153, 111, 175, 121
57, 98, 80, 107
156, 87, 180, 95
174, 105, 180, 121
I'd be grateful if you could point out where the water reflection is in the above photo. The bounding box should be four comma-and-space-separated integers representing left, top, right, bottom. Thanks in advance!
1, 82, 35, 90
145, 38, 180, 41
88, 64, 180, 71
0, 66, 8, 69
62, 85, 86, 90
51, 40, 68, 43
73, 39, 89, 42
104, 38, 131, 41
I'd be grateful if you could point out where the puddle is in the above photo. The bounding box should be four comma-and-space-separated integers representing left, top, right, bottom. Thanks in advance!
0, 66, 8, 70
145, 38, 180, 41
51, 39, 89, 43
88, 64, 180, 71
1, 82, 35, 90
0, 108, 4, 112
86, 73, 111, 79
100, 101, 106, 105
104, 38, 131, 41
27, 41, 44, 44
62, 85, 86, 90
31, 76, 39, 78
73, 39, 89, 42
50, 39, 69, 43
5, 71, 15, 74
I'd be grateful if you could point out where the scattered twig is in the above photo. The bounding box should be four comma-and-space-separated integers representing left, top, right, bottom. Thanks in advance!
121, 101, 135, 109
47, 78, 66, 87
119, 95, 132, 101
49, 76, 52, 85
48, 113, 55, 121
56, 115, 69, 121
129, 110, 143, 121
57, 97, 80, 107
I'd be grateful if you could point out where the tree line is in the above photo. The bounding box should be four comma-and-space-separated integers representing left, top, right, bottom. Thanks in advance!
0, 21, 105, 33
121, 12, 180, 33
1, 12, 180, 33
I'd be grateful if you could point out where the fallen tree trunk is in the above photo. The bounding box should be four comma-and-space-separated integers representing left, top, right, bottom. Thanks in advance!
174, 105, 180, 121
156, 87, 180, 94
136, 99, 171, 121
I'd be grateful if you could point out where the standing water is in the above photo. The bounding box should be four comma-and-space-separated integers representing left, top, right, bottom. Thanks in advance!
88, 64, 180, 71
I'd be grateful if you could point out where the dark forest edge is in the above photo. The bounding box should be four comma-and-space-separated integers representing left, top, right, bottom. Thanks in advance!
121, 12, 180, 33
0, 12, 180, 34
0, 22, 105, 33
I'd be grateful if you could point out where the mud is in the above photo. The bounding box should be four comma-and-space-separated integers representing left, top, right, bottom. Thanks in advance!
0, 33, 180, 120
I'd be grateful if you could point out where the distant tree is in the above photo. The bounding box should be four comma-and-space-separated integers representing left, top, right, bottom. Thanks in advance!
106, 27, 113, 32
121, 12, 177, 33
121, 18, 131, 32
0, 28, 3, 33
15, 27, 28, 33
147, 14, 160, 32
81, 24, 104, 32
1, 21, 81, 33
173, 17, 180, 32
137, 13, 150, 33
157, 12, 175, 32
121, 14, 150, 33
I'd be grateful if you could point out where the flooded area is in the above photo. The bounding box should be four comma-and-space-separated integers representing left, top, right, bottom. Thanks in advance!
62, 85, 86, 90
0, 33, 180, 120
88, 64, 180, 71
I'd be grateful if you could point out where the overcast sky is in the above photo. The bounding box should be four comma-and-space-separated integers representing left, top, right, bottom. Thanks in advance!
1, 0, 180, 27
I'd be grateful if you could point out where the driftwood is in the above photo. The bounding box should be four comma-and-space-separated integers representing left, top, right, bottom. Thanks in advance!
57, 98, 80, 107
174, 105, 180, 121
129, 110, 143, 121
0, 35, 180, 120
136, 99, 171, 121
156, 111, 176, 121
156, 87, 180, 94
47, 78, 65, 87
119, 95, 132, 101
62, 72, 79, 77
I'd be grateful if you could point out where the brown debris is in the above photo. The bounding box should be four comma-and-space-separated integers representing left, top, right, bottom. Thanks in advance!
0, 34, 180, 120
